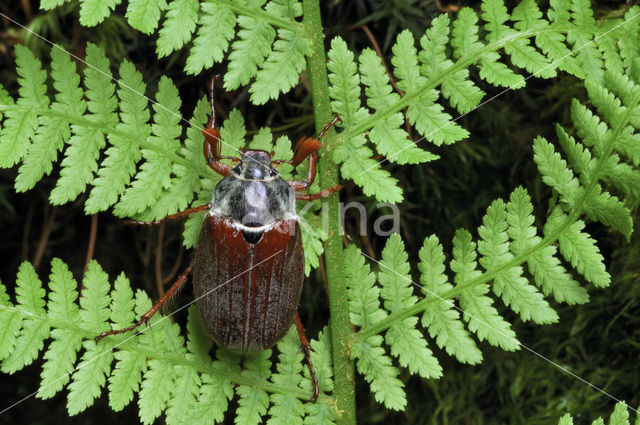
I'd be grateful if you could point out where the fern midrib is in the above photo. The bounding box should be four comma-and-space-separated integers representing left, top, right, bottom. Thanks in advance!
0, 104, 214, 183
215, 0, 305, 33
0, 303, 319, 401
355, 79, 640, 343
341, 25, 550, 142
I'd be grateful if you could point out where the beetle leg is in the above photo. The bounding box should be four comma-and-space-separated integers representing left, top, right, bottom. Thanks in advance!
203, 127, 234, 177
126, 204, 211, 226
291, 136, 321, 169
95, 264, 194, 341
295, 185, 343, 201
271, 159, 295, 166
285, 151, 318, 191
287, 115, 341, 190
202, 76, 236, 177
295, 312, 319, 403
315, 115, 341, 140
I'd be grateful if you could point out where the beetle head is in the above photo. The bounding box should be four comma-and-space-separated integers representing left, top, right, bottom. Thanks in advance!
233, 150, 277, 181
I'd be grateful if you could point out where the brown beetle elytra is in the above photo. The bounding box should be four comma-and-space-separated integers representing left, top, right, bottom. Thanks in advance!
97, 78, 341, 402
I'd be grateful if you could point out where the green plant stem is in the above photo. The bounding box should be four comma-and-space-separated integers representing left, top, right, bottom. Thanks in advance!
302, 1, 356, 424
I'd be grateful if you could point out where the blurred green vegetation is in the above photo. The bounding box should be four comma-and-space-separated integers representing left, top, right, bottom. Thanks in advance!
0, 0, 637, 424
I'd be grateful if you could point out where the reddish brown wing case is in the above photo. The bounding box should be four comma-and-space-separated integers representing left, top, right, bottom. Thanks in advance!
193, 215, 304, 352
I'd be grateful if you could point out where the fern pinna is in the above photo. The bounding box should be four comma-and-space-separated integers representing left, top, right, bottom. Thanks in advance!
1, 0, 639, 423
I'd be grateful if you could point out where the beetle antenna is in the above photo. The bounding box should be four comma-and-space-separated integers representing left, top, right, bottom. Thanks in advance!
205, 75, 272, 174
208, 75, 220, 129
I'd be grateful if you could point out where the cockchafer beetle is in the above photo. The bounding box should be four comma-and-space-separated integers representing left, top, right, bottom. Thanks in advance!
97, 78, 341, 402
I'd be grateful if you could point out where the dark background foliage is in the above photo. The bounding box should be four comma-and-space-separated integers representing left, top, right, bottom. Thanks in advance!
0, 0, 638, 423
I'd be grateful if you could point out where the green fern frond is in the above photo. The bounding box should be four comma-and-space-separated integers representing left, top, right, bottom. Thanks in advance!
85, 60, 150, 214
418, 235, 483, 364
483, 0, 555, 79
2, 262, 49, 374
267, 329, 305, 425
327, 37, 402, 203
595, 22, 626, 76
125, 0, 167, 34
347, 23, 640, 410
379, 234, 441, 379
185, 304, 209, 359
461, 7, 526, 89
306, 328, 333, 393
156, 0, 199, 57
453, 229, 519, 351
618, 8, 640, 69
344, 245, 404, 410
345, 245, 386, 328
15, 46, 83, 192
506, 187, 588, 305
478, 199, 558, 324
105, 276, 142, 411
482, 0, 511, 41
534, 71, 639, 243
0, 285, 20, 361
41, 0, 309, 105
164, 308, 204, 425
250, 25, 309, 105
139, 358, 177, 424
395, 29, 469, 145
37, 259, 82, 399
551, 212, 611, 287
22, 0, 635, 209
451, 8, 483, 58
0, 259, 333, 422
185, 1, 236, 75
79, 0, 121, 26
4, 1, 640, 421
0, 44, 48, 169
0, 84, 11, 120
50, 44, 117, 205
534, 135, 583, 210
559, 402, 637, 425
167, 365, 200, 425
225, 1, 276, 90
237, 350, 271, 425
79, 261, 111, 331
248, 127, 275, 151
114, 76, 181, 217
218, 108, 248, 156
67, 340, 114, 415
421, 14, 484, 115
303, 329, 335, 424
68, 261, 113, 415
298, 212, 327, 276
567, 0, 604, 84
109, 349, 146, 412
360, 48, 434, 165
137, 95, 209, 244
183, 354, 236, 425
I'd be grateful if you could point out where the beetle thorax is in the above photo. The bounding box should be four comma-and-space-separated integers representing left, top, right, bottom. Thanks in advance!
234, 150, 277, 181
209, 150, 296, 231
